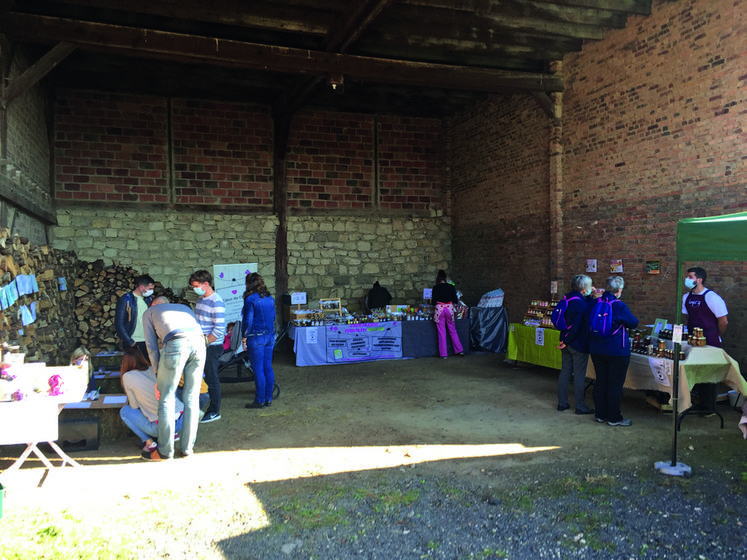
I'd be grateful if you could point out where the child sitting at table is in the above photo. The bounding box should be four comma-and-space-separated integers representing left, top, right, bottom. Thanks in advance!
119, 346, 184, 454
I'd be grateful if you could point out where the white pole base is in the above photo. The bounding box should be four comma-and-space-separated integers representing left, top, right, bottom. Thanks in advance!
655, 461, 692, 477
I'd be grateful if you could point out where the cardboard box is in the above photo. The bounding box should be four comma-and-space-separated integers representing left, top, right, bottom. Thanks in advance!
58, 417, 100, 451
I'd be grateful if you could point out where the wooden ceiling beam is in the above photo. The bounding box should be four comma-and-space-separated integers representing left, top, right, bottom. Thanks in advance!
3, 13, 563, 92
26, 0, 338, 35
2, 41, 76, 108
324, 0, 395, 52
401, 0, 650, 17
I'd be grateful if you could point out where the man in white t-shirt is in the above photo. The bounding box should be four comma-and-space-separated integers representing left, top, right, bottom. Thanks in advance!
681, 266, 728, 412
681, 266, 728, 347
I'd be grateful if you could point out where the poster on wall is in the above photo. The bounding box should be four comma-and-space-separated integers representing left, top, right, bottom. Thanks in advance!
586, 259, 597, 273
609, 259, 623, 273
213, 263, 258, 324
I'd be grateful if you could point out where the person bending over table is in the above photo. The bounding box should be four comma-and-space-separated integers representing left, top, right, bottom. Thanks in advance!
589, 276, 639, 427
142, 296, 206, 461
242, 272, 277, 409
556, 274, 595, 415
119, 345, 184, 454
430, 269, 464, 359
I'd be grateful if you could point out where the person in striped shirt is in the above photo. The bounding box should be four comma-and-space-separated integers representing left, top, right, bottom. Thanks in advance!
189, 269, 226, 424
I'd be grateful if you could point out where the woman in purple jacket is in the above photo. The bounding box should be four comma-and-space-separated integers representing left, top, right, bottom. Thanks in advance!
589, 276, 639, 427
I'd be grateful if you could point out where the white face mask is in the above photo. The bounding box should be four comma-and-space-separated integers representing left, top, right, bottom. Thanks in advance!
684, 278, 697, 290
142, 289, 154, 298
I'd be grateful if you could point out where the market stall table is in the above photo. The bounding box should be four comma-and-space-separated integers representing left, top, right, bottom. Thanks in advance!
586, 345, 747, 415
506, 323, 561, 370
289, 319, 471, 366
0, 365, 87, 481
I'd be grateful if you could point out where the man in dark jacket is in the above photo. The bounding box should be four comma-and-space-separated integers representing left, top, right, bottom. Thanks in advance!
366, 281, 392, 311
115, 274, 155, 358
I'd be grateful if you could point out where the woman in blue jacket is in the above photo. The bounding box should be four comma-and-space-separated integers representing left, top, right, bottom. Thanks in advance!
589, 276, 639, 427
241, 273, 276, 409
556, 274, 595, 414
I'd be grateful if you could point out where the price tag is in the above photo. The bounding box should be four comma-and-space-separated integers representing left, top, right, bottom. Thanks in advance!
672, 324, 683, 343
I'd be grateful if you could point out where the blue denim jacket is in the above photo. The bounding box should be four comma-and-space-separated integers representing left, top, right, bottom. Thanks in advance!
241, 293, 276, 337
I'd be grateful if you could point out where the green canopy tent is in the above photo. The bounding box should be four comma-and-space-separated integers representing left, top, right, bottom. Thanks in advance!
659, 211, 747, 476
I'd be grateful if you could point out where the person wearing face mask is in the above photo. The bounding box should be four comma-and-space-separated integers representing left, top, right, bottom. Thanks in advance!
189, 269, 225, 424
556, 274, 596, 415
682, 266, 728, 412
115, 273, 155, 359
589, 276, 639, 427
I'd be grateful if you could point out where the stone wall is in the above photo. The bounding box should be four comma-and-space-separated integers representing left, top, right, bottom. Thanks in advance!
287, 215, 451, 309
51, 206, 279, 292
51, 207, 451, 310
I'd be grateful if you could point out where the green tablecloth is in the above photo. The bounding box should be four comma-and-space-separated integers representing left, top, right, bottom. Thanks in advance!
506, 323, 561, 370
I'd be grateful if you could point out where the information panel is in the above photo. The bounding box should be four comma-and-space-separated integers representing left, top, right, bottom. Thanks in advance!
325, 321, 402, 363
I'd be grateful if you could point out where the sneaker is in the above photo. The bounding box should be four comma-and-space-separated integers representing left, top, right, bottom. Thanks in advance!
575, 407, 595, 415
142, 441, 158, 453
608, 418, 632, 427
594, 417, 606, 424
141, 448, 166, 461
200, 411, 221, 423
245, 402, 265, 409
178, 449, 195, 459
264, 401, 272, 408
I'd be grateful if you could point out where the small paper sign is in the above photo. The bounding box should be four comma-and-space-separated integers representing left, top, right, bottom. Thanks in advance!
535, 328, 545, 347
672, 324, 683, 343
291, 292, 307, 305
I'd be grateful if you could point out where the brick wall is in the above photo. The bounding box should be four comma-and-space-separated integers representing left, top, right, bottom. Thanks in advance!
286, 110, 444, 212
559, 0, 747, 360
55, 91, 169, 203
447, 0, 747, 362
55, 95, 444, 215
447, 95, 551, 323
172, 99, 273, 207
1, 46, 54, 227
378, 115, 444, 213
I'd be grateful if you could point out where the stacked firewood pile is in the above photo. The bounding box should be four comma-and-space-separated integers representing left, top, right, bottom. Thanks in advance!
73, 260, 188, 354
0, 230, 79, 365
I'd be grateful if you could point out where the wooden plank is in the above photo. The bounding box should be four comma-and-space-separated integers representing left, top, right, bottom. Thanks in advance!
5, 13, 563, 93
2, 42, 76, 108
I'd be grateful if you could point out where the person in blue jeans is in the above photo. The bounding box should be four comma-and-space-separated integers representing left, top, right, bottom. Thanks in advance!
589, 276, 639, 427
241, 273, 276, 409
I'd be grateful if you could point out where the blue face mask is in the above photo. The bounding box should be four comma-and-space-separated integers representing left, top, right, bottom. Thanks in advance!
193, 286, 206, 296
684, 278, 697, 290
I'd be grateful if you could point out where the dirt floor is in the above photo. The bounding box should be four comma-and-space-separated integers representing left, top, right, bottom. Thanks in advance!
2, 346, 747, 559
2, 346, 744, 484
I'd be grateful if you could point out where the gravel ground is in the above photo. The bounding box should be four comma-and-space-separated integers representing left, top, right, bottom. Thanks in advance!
218, 457, 747, 560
